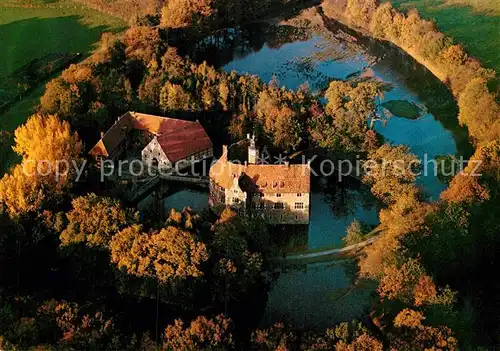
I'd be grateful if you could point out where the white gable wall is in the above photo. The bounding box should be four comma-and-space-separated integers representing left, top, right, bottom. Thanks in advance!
142, 136, 171, 169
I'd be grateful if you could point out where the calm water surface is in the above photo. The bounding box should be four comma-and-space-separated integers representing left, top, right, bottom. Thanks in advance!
155, 11, 469, 328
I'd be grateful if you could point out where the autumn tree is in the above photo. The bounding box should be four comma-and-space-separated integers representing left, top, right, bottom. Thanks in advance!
378, 258, 454, 307
254, 89, 302, 151
13, 114, 82, 188
251, 322, 297, 350
312, 80, 380, 152
0, 114, 81, 217
163, 314, 232, 350
36, 300, 116, 349
160, 47, 188, 81
359, 184, 428, 278
166, 207, 201, 230
346, 0, 377, 27
159, 82, 193, 112
457, 78, 500, 143
40, 65, 96, 119
161, 0, 213, 29
0, 165, 45, 217
363, 144, 420, 205
390, 309, 458, 350
123, 26, 161, 64
60, 194, 138, 249
110, 225, 209, 283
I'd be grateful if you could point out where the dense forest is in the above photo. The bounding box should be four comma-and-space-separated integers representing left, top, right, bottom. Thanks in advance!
0, 0, 499, 349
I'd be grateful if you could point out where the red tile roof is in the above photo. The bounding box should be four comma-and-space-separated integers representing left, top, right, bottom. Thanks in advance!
89, 112, 212, 161
157, 121, 212, 163
210, 150, 310, 194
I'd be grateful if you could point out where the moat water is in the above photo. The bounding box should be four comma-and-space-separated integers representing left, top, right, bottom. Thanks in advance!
147, 7, 471, 329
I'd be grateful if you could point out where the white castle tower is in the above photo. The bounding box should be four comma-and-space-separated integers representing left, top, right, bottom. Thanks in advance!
247, 134, 258, 164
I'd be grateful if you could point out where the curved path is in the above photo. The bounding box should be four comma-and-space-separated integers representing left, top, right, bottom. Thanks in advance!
284, 228, 384, 261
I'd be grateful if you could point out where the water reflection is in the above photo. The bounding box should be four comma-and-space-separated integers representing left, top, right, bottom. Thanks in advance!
138, 190, 209, 216
309, 179, 380, 250
262, 261, 375, 330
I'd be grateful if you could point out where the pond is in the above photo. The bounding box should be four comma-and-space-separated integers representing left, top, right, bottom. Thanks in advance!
190, 7, 470, 251
137, 189, 209, 216
160, 6, 470, 329
220, 31, 458, 199
262, 260, 376, 329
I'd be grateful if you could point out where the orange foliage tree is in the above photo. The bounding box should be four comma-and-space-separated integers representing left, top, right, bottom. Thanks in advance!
163, 314, 233, 350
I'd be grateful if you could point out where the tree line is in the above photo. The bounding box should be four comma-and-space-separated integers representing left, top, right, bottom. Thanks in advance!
1, 0, 499, 347
321, 0, 500, 346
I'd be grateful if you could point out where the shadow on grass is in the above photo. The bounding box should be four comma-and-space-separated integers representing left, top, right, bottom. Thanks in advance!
0, 15, 112, 77
0, 15, 124, 176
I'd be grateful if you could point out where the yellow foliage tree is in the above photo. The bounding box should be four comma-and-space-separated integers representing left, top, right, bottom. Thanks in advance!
0, 164, 45, 216
161, 0, 213, 29
13, 114, 81, 180
0, 114, 81, 216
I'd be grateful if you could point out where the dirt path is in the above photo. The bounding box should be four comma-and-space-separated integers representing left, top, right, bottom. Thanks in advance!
285, 232, 381, 261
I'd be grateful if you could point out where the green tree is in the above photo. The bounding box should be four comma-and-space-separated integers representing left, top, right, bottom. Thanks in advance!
343, 219, 366, 246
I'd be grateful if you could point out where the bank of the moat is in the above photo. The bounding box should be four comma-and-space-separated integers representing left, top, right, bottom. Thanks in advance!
139, 6, 470, 329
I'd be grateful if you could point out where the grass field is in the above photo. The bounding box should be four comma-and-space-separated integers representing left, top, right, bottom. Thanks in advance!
445, 0, 500, 15
0, 0, 126, 174
390, 0, 500, 74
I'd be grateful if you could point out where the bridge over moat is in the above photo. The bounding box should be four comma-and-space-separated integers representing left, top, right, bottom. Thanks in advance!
125, 170, 209, 203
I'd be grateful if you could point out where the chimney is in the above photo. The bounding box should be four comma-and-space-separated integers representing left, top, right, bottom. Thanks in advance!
248, 134, 258, 164
100, 131, 105, 139
284, 161, 289, 167
222, 145, 228, 156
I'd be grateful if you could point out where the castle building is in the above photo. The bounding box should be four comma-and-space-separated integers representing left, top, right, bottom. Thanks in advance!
209, 136, 311, 224
89, 112, 213, 170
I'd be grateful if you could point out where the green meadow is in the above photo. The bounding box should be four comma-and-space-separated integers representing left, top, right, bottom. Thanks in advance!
0, 0, 125, 174
390, 0, 500, 74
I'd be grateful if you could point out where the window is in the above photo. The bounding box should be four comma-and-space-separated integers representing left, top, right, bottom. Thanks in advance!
295, 215, 299, 220
233, 198, 240, 204
258, 203, 264, 210
276, 193, 281, 198
274, 202, 284, 210
259, 193, 264, 198
297, 193, 302, 197
280, 215, 284, 220
251, 202, 257, 209
294, 202, 304, 209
